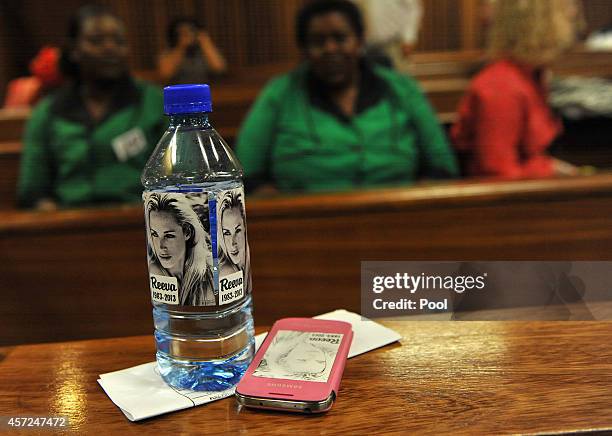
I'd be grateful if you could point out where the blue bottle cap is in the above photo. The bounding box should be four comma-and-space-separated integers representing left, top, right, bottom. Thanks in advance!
163, 84, 212, 115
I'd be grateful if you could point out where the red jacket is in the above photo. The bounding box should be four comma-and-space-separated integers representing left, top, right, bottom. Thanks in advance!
451, 59, 561, 178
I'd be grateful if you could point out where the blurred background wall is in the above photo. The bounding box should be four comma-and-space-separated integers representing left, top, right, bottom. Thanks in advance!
1, 0, 611, 100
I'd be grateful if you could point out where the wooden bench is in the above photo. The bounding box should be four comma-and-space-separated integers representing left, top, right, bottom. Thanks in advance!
409, 48, 612, 80
0, 141, 20, 209
0, 108, 29, 142
1, 174, 612, 345
3, 49, 611, 210
0, 79, 462, 142
0, 76, 462, 211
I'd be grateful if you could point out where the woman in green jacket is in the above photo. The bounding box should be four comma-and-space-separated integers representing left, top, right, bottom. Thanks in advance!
236, 0, 458, 193
17, 5, 165, 209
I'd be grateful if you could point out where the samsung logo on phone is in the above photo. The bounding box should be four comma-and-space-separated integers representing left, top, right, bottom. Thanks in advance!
267, 382, 303, 389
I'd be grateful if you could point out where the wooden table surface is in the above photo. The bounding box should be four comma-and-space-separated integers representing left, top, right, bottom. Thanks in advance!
2, 321, 612, 435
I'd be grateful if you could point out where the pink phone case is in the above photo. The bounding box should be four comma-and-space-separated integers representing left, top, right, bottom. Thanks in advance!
236, 318, 353, 404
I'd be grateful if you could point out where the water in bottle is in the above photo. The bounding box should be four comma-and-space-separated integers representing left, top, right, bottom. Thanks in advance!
141, 84, 254, 391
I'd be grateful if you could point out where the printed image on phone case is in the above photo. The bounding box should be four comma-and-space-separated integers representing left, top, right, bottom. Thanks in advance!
253, 330, 343, 383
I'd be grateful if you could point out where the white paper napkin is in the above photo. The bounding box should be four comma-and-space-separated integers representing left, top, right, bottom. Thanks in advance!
98, 309, 401, 421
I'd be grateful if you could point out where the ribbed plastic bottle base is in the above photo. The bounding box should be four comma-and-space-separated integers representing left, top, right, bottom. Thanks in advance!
156, 339, 255, 391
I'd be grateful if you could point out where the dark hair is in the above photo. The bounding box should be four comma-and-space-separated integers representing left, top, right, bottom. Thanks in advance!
167, 17, 201, 48
295, 0, 364, 49
59, 4, 120, 78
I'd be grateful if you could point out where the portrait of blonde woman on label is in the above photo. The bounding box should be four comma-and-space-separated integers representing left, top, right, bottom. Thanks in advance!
146, 192, 215, 306
217, 188, 252, 294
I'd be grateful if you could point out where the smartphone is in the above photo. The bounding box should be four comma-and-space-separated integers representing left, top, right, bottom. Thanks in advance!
235, 317, 353, 413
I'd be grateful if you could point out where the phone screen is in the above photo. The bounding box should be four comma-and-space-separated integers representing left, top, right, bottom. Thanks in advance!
252, 330, 344, 383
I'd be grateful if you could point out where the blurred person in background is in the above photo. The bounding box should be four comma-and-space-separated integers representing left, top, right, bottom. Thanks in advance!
17, 4, 165, 209
451, 0, 580, 179
3, 46, 63, 109
236, 0, 457, 194
356, 0, 422, 70
158, 18, 226, 84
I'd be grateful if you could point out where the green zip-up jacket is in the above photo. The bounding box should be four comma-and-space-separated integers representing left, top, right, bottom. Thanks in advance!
17, 79, 165, 208
236, 63, 458, 193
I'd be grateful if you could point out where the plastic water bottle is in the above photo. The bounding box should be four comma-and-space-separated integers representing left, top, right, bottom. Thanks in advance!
141, 84, 254, 391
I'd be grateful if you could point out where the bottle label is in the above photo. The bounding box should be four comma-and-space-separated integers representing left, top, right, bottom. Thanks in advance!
143, 185, 251, 307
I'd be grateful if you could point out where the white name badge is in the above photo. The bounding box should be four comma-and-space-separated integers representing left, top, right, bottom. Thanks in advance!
112, 127, 147, 162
